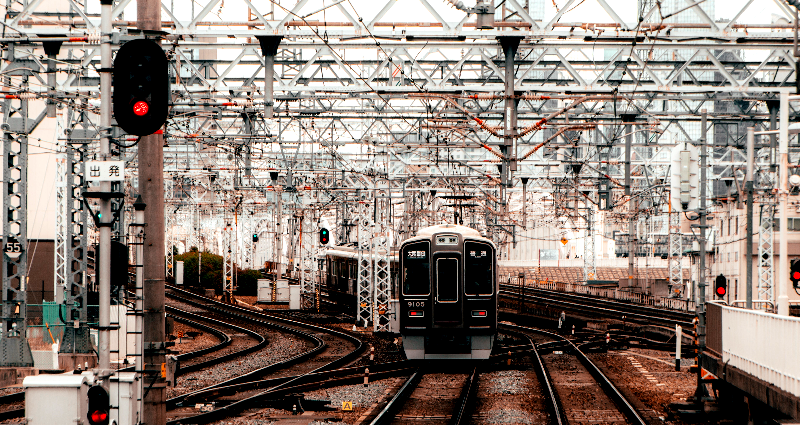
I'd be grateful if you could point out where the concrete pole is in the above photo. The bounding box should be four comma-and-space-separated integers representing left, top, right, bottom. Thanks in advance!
746, 127, 754, 309
137, 0, 166, 422
625, 122, 634, 285
97, 0, 112, 377
695, 109, 708, 400
131, 197, 146, 421
265, 53, 274, 119
499, 36, 521, 213
778, 92, 790, 316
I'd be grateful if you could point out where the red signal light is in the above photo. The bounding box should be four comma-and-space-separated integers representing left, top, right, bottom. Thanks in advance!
89, 410, 108, 424
793, 271, 800, 280
133, 101, 149, 116
716, 286, 726, 296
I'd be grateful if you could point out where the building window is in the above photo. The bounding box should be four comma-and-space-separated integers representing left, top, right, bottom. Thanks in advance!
735, 216, 739, 234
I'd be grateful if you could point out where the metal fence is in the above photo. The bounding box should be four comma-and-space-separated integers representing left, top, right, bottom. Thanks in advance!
710, 303, 800, 398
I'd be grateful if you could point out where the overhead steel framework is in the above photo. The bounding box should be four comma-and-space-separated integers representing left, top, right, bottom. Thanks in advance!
0, 0, 797, 359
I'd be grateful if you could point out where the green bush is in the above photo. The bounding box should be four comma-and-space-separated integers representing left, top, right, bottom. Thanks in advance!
235, 269, 263, 296
174, 250, 224, 293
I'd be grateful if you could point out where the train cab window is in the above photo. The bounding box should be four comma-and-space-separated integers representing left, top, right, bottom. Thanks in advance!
436, 257, 459, 302
402, 242, 430, 295
464, 241, 493, 296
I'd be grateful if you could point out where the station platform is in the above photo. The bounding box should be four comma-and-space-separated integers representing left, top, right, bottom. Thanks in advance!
703, 302, 800, 421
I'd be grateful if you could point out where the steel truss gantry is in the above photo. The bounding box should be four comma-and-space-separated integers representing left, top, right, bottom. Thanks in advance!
356, 192, 372, 327
583, 201, 596, 283
57, 102, 95, 356
758, 204, 775, 304
1, 76, 34, 366
299, 211, 316, 309
373, 183, 392, 332
669, 209, 683, 296
0, 0, 798, 348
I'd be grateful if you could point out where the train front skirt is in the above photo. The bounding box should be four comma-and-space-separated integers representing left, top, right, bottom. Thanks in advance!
402, 334, 494, 360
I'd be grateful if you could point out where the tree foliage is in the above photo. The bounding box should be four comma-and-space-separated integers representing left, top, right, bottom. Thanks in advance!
172, 249, 263, 296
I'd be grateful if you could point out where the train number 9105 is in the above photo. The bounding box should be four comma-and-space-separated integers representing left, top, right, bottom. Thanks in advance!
407, 301, 425, 308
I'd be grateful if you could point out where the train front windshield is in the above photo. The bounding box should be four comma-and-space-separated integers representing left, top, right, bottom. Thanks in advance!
464, 241, 493, 295
402, 241, 430, 295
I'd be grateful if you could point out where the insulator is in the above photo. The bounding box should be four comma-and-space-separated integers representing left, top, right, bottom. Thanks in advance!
520, 94, 550, 100
18, 93, 36, 100
87, 32, 101, 45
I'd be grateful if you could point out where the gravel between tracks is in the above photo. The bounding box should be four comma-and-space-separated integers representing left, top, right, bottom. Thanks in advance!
589, 347, 697, 424
171, 320, 219, 355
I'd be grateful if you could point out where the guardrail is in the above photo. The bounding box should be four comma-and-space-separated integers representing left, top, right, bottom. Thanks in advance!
707, 302, 800, 398
500, 274, 695, 312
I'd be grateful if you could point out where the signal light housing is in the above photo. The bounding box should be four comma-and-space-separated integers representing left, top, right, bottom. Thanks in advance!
86, 385, 109, 425
252, 233, 259, 243
714, 274, 727, 298
113, 39, 169, 136
791, 259, 800, 289
319, 228, 329, 245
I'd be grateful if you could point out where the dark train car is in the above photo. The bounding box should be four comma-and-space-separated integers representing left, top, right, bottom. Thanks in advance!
399, 224, 497, 359
322, 246, 398, 315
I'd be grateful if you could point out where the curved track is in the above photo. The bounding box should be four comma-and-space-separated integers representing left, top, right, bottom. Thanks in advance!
165, 285, 366, 424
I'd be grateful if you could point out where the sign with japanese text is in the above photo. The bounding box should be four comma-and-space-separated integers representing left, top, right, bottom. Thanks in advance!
85, 161, 125, 182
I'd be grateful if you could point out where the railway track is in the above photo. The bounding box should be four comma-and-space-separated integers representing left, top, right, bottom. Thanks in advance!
503, 323, 648, 425
164, 284, 366, 424
0, 304, 252, 422
368, 366, 479, 425
499, 284, 696, 328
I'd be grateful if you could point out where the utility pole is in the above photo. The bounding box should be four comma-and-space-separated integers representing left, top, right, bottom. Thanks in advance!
746, 127, 754, 309
694, 109, 708, 401
97, 0, 112, 379
778, 92, 790, 316
623, 117, 635, 287
130, 197, 146, 420
137, 0, 167, 422
499, 36, 522, 212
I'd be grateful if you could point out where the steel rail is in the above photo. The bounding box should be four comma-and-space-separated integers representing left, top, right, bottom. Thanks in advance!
0, 307, 245, 421
164, 285, 365, 424
499, 283, 695, 321
164, 306, 267, 376
368, 369, 423, 425
503, 323, 647, 425
450, 366, 481, 425
499, 287, 694, 327
500, 326, 565, 425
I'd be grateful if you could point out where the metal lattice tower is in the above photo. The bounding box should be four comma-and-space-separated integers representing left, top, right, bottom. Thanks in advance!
165, 208, 174, 280
54, 149, 68, 301
758, 204, 775, 303
373, 184, 392, 332
0, 77, 33, 366
582, 203, 596, 282
300, 212, 315, 309
669, 209, 683, 295
356, 194, 373, 327
223, 220, 234, 297
60, 105, 92, 355
241, 205, 254, 268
